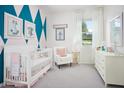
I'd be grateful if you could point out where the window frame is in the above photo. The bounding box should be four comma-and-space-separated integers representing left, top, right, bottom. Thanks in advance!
82, 19, 93, 45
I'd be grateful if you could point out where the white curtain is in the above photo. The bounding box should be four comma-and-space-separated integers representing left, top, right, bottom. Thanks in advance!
72, 12, 82, 52
92, 7, 104, 61
75, 7, 104, 63
92, 7, 104, 48
80, 7, 104, 48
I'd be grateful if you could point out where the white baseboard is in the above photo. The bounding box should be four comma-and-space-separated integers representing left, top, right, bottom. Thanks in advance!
78, 62, 94, 65
78, 60, 94, 64
0, 83, 3, 87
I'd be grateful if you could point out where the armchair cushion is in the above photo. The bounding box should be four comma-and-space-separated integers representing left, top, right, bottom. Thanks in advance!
54, 47, 72, 66
56, 48, 66, 57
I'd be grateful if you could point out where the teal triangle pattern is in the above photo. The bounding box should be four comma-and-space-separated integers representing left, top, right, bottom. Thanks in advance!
0, 5, 17, 83
38, 44, 40, 48
19, 5, 33, 43
43, 17, 47, 40
19, 5, 33, 22
0, 5, 17, 43
34, 10, 42, 44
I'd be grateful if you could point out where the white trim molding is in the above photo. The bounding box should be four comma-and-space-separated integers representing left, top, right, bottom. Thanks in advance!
0, 83, 3, 87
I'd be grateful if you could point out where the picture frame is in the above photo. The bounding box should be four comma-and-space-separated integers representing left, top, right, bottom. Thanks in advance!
25, 20, 36, 39
110, 13, 123, 47
53, 24, 68, 29
4, 12, 23, 39
56, 28, 65, 41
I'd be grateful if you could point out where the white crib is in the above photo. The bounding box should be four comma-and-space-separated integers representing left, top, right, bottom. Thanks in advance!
4, 45, 52, 88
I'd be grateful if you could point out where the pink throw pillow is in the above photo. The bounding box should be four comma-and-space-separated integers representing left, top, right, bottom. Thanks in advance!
56, 48, 66, 57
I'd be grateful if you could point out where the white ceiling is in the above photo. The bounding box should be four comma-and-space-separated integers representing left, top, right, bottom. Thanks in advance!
39, 5, 102, 13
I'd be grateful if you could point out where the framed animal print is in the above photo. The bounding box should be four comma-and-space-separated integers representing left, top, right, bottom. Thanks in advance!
25, 20, 36, 39
4, 12, 23, 39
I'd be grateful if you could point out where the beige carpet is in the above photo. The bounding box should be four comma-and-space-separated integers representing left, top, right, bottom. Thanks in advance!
32, 64, 120, 88
2, 64, 124, 88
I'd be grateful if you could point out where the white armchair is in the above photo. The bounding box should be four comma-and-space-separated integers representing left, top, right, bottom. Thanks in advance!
54, 47, 72, 68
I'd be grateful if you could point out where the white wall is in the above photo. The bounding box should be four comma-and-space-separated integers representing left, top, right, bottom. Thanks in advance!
104, 5, 124, 54
47, 12, 77, 51
47, 11, 94, 64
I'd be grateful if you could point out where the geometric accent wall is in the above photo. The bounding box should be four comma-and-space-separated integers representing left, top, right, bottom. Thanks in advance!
0, 5, 17, 83
0, 5, 47, 83
34, 10, 43, 41
43, 17, 47, 40
19, 5, 33, 22
34, 10, 43, 48
19, 5, 33, 43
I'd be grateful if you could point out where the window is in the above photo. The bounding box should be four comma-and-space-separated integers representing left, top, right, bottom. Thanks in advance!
82, 19, 93, 45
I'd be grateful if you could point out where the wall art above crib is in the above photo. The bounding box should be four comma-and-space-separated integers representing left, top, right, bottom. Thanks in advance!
25, 20, 36, 39
4, 12, 23, 39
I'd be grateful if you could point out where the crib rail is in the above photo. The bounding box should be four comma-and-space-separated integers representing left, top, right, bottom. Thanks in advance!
4, 46, 52, 87
6, 67, 27, 82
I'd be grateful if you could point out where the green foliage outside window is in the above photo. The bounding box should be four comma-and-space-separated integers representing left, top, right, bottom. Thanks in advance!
82, 21, 88, 32
82, 21, 92, 45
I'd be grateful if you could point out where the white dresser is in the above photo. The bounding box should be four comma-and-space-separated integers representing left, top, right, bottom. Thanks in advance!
95, 51, 124, 87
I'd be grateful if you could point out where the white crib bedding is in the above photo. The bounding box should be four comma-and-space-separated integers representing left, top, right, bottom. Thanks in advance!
6, 62, 50, 82
31, 60, 51, 76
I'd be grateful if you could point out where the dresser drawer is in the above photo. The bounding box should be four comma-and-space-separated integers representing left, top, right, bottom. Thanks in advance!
100, 55, 105, 61
95, 64, 105, 81
95, 52, 105, 72
95, 60, 105, 71
99, 55, 105, 66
